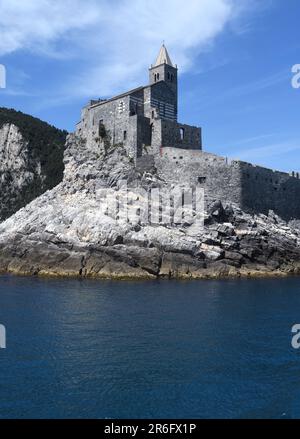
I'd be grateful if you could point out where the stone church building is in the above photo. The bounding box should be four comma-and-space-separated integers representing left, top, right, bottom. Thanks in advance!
77, 45, 201, 159
76, 45, 300, 220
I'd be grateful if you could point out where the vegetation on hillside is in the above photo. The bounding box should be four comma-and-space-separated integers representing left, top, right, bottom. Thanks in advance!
0, 107, 68, 188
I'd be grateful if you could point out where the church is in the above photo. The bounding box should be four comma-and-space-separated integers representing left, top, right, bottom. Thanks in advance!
76, 45, 202, 159
76, 45, 300, 220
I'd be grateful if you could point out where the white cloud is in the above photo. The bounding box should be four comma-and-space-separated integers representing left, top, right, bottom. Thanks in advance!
0, 0, 250, 98
0, 0, 101, 56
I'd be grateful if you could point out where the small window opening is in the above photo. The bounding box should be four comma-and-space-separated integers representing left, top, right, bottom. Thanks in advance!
123, 130, 127, 141
99, 121, 106, 138
180, 127, 185, 140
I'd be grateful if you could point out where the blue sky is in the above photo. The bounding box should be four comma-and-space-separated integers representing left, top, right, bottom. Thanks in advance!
0, 0, 299, 172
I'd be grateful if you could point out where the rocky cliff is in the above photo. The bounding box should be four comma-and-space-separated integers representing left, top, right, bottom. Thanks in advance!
0, 131, 299, 280
0, 108, 67, 221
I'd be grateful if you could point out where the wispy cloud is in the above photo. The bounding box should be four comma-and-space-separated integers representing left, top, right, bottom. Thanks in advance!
194, 69, 289, 112
229, 140, 300, 166
230, 133, 278, 146
0, 0, 252, 99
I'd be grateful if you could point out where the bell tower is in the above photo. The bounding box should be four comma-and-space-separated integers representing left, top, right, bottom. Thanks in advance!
149, 44, 178, 99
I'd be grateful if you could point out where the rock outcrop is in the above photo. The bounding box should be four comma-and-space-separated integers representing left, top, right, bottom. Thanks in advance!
0, 108, 67, 221
0, 130, 300, 280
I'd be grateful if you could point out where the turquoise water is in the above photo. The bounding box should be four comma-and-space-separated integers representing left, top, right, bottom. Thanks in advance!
0, 274, 300, 419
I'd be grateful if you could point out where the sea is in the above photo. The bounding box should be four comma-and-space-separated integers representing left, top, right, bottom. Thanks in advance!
0, 274, 300, 419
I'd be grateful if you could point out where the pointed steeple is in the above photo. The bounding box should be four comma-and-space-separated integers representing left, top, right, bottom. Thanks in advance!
154, 44, 174, 67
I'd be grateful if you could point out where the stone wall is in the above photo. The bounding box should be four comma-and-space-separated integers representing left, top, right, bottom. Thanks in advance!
161, 120, 201, 150
157, 147, 300, 220
76, 78, 201, 162
129, 115, 151, 159
157, 148, 242, 205
77, 96, 134, 158
239, 162, 300, 219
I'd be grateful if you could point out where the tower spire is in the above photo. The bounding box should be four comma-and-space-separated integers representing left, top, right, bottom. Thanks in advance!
154, 44, 174, 67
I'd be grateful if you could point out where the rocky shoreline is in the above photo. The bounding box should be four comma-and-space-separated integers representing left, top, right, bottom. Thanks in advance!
1, 195, 300, 281
1, 251, 300, 281
0, 133, 300, 281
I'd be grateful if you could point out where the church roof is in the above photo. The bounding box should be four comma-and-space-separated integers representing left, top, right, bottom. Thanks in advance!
154, 44, 174, 67
89, 86, 147, 108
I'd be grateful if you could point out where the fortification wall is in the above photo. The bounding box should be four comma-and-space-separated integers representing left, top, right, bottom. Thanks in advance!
157, 148, 242, 205
157, 147, 300, 219
239, 162, 300, 219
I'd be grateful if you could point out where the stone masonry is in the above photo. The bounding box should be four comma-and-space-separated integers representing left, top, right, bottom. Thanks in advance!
76, 45, 202, 160
76, 45, 300, 220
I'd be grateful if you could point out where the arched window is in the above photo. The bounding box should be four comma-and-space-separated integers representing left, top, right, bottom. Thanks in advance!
154, 73, 157, 82
180, 128, 185, 141
171, 74, 174, 82
157, 73, 160, 81
167, 72, 170, 80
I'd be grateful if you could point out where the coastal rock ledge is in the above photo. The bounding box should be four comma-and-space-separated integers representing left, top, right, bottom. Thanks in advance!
0, 134, 300, 280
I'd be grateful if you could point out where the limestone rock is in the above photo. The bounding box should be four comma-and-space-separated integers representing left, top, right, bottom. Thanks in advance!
0, 130, 300, 280
0, 108, 67, 221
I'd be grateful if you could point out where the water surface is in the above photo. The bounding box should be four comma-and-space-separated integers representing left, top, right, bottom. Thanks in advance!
0, 275, 300, 419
